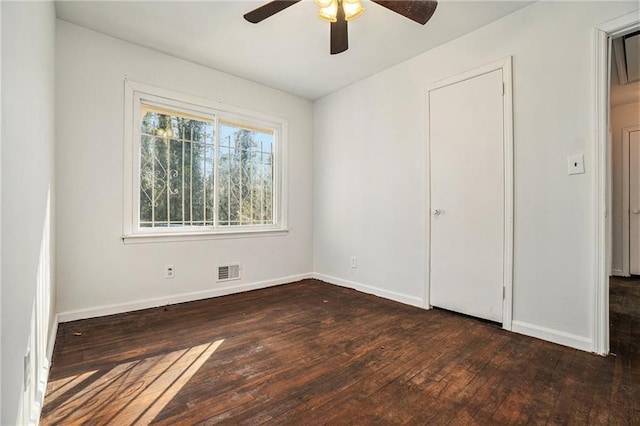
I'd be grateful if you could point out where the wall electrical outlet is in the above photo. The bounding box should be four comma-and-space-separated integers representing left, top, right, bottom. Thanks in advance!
350, 256, 358, 268
165, 264, 175, 279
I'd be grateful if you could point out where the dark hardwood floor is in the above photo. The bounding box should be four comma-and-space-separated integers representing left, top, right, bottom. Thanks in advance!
41, 278, 639, 425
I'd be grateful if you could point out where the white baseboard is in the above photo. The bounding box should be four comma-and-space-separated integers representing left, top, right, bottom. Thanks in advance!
57, 273, 313, 323
611, 269, 630, 277
312, 272, 425, 308
47, 314, 58, 363
27, 314, 59, 426
511, 320, 593, 352
56, 274, 597, 356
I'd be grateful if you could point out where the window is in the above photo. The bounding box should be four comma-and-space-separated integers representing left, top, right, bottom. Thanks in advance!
123, 81, 287, 242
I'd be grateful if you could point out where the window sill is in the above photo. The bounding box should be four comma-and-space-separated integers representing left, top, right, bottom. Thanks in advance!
122, 228, 289, 244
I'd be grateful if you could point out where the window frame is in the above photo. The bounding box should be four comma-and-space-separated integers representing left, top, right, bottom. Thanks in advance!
123, 80, 288, 243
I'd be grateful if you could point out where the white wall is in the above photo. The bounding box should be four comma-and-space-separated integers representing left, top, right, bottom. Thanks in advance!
313, 2, 639, 350
1, 2, 3, 419
1, 2, 57, 424
55, 21, 313, 318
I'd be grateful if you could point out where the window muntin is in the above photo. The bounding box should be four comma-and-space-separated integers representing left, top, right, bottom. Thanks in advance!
125, 83, 285, 239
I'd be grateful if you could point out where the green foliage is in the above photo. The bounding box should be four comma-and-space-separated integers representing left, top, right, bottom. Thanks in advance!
139, 112, 273, 228
218, 124, 273, 226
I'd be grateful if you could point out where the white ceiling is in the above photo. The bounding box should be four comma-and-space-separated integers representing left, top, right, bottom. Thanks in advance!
55, 0, 534, 100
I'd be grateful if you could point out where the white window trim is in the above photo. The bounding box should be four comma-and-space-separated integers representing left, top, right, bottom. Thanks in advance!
122, 80, 288, 244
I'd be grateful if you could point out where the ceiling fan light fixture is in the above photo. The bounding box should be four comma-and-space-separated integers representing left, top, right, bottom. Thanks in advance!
315, 0, 338, 22
314, 0, 334, 7
343, 0, 364, 21
244, 0, 438, 55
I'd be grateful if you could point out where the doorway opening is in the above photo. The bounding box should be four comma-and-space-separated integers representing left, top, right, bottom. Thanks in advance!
609, 28, 640, 357
611, 31, 640, 277
594, 10, 639, 355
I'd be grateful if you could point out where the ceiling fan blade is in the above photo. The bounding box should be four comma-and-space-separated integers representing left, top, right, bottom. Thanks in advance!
330, 6, 348, 54
244, 0, 302, 24
371, 0, 437, 25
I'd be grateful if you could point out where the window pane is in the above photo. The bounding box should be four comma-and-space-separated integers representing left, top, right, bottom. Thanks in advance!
139, 108, 214, 228
218, 122, 274, 226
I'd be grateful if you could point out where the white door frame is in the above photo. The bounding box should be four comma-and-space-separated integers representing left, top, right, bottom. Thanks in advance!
622, 126, 640, 276
593, 11, 640, 355
424, 57, 514, 331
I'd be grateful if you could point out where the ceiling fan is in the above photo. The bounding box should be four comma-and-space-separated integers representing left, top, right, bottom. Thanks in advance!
244, 0, 438, 55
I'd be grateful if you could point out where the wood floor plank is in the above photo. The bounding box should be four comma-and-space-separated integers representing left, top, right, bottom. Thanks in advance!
41, 278, 640, 425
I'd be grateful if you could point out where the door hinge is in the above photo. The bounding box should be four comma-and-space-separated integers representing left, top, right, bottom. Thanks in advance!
502, 83, 505, 96
502, 287, 505, 299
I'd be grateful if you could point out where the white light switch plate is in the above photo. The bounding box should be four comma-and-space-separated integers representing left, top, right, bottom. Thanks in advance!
567, 154, 585, 175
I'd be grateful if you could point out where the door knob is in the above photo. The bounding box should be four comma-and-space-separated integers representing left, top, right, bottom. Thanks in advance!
633, 210, 640, 214
433, 209, 441, 216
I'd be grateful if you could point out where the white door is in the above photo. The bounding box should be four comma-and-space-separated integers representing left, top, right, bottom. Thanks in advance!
429, 69, 504, 323
629, 130, 640, 274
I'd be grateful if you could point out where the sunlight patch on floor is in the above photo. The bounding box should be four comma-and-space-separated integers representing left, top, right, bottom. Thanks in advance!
41, 339, 224, 425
